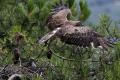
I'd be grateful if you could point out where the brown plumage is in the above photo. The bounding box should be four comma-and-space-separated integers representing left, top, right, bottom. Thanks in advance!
46, 6, 83, 30
13, 48, 21, 64
39, 6, 112, 50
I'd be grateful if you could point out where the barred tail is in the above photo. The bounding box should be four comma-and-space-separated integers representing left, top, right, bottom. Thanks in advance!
98, 38, 113, 50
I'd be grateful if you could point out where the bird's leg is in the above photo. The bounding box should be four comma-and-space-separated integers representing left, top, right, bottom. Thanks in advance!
90, 42, 95, 49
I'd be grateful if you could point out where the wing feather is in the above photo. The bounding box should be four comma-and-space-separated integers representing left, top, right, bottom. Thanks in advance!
39, 27, 61, 44
59, 26, 111, 50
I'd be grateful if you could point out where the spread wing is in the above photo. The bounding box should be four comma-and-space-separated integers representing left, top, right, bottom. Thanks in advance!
39, 27, 61, 44
59, 25, 112, 50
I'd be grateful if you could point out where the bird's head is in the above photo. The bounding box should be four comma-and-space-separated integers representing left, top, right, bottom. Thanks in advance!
45, 5, 71, 30
52, 5, 71, 17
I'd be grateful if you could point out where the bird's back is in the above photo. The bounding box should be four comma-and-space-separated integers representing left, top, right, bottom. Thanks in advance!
56, 25, 111, 49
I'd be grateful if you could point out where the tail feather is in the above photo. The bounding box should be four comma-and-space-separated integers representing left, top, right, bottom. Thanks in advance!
98, 38, 113, 50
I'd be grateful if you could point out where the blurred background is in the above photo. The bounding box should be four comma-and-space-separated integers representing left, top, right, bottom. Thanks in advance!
87, 0, 120, 23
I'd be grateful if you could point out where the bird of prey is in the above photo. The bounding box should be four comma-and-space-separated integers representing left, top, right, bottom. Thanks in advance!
12, 48, 36, 68
39, 6, 112, 50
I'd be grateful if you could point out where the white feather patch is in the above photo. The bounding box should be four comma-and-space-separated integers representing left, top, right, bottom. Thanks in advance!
39, 27, 61, 44
98, 46, 103, 49
90, 42, 95, 49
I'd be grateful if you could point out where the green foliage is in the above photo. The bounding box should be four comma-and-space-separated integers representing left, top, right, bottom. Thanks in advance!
66, 0, 75, 8
0, 0, 120, 80
96, 14, 120, 38
97, 14, 112, 36
79, 0, 91, 21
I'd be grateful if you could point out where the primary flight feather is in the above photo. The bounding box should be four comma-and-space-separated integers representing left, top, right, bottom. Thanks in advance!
39, 5, 112, 50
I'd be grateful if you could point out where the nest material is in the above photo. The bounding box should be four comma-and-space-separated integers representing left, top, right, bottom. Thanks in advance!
0, 64, 46, 80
